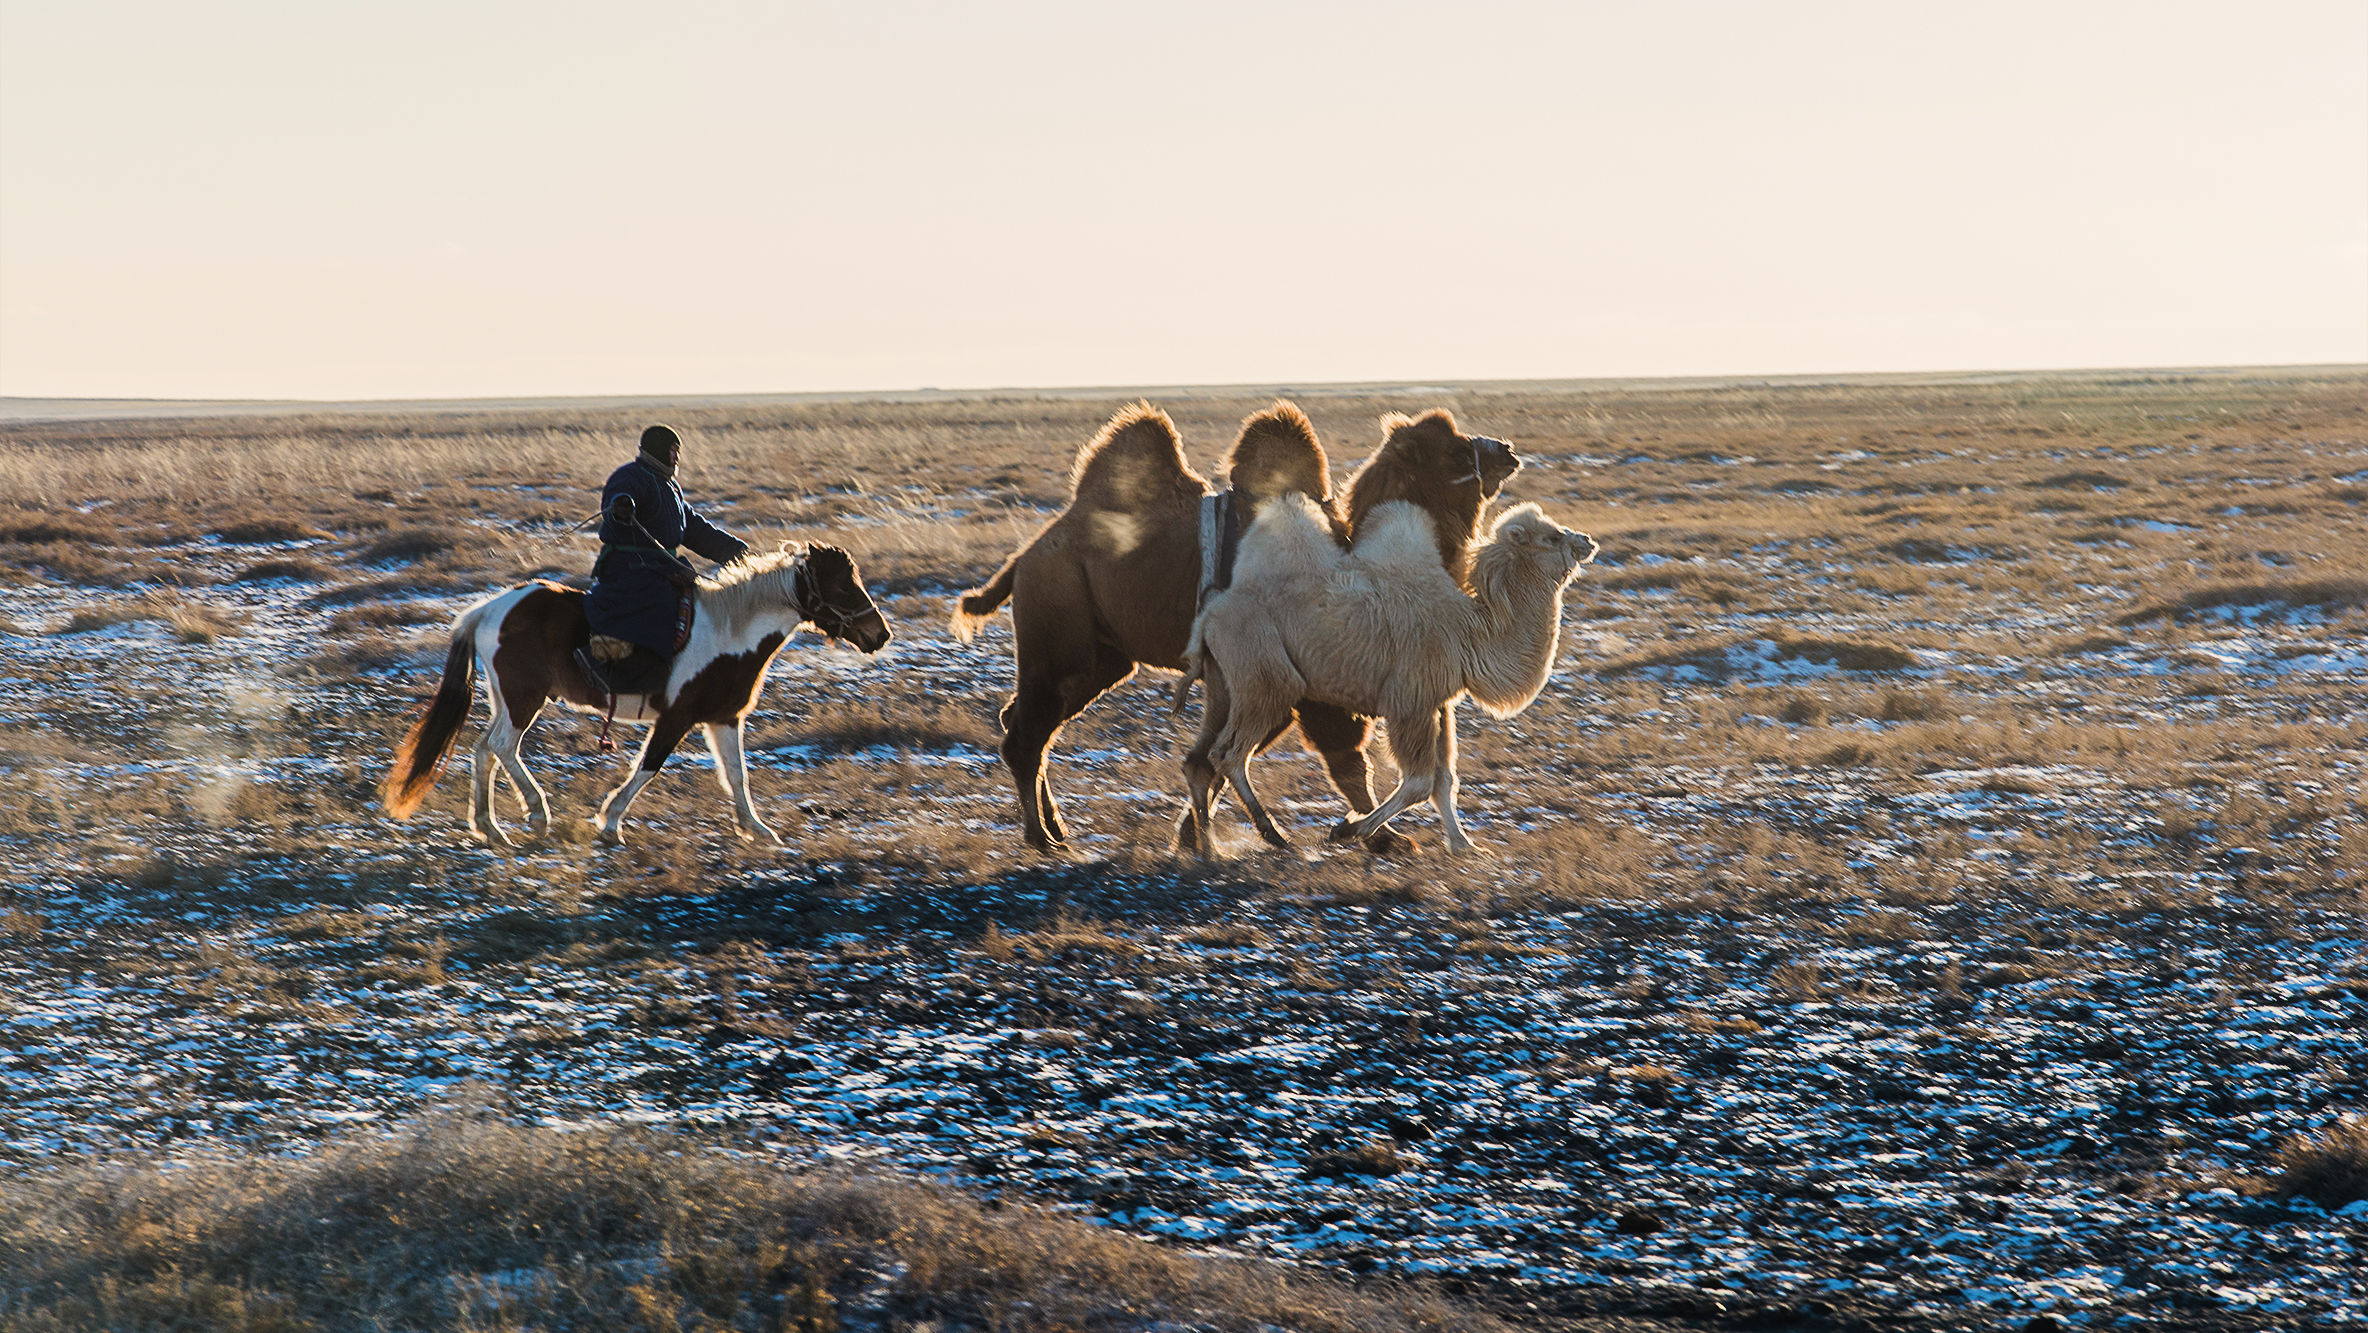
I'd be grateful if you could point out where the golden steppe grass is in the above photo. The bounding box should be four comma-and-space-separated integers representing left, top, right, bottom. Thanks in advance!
2, 368, 2365, 1327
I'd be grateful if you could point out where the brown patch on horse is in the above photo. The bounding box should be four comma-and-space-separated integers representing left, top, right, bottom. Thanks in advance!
672, 634, 789, 724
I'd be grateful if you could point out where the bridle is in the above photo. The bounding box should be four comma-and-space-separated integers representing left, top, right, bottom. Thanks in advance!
792, 555, 867, 641
1447, 435, 1511, 486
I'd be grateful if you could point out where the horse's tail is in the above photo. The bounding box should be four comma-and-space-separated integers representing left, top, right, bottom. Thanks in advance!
380, 620, 480, 819
949, 549, 1021, 644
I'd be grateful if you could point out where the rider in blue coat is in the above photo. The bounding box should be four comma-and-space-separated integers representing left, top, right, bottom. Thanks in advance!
577, 424, 750, 695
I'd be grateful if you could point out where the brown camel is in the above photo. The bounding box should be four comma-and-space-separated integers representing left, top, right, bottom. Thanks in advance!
951, 401, 1519, 851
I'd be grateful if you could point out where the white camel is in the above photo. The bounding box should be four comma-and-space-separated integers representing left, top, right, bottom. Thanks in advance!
1178, 496, 1596, 855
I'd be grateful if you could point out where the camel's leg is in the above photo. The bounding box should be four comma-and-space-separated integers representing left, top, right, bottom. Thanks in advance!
1198, 679, 1296, 858
1292, 700, 1377, 811
1426, 704, 1476, 855
594, 713, 696, 845
1182, 666, 1249, 857
1038, 641, 1133, 848
1176, 662, 1241, 852
489, 703, 550, 837
1000, 573, 1132, 849
1294, 701, 1418, 854
1228, 758, 1290, 849
704, 721, 780, 846
1329, 708, 1443, 847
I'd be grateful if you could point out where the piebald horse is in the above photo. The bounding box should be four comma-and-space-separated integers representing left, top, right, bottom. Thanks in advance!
381, 545, 890, 847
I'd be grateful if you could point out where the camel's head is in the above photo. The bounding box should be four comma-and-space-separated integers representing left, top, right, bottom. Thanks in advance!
1378, 409, 1523, 500
797, 544, 893, 654
1486, 504, 1599, 583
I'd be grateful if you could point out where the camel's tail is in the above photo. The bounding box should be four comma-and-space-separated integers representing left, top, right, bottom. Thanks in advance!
949, 550, 1020, 644
1170, 618, 1209, 715
380, 619, 480, 819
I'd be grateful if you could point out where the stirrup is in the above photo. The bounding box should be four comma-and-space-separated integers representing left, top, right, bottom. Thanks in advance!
572, 647, 614, 697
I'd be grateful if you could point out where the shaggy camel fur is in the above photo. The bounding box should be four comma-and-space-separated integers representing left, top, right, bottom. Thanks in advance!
950, 402, 1519, 852
1181, 497, 1596, 856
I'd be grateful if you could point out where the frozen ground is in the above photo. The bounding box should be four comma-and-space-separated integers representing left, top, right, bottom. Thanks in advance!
1, 516, 2364, 1332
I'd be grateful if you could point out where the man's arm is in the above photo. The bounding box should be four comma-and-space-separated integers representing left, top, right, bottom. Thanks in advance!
681, 507, 750, 566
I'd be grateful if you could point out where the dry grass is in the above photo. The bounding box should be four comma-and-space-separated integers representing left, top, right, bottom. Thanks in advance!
0, 1111, 1496, 1333
4, 369, 2366, 1322
2276, 1116, 2368, 1210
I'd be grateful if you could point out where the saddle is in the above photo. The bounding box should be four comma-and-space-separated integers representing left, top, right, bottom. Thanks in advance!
574, 586, 698, 746
1197, 489, 1243, 607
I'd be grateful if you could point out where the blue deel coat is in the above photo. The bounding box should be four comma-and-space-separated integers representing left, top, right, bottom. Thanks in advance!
584, 458, 750, 653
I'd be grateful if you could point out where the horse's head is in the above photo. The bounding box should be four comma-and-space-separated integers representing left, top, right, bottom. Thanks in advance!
795, 544, 892, 654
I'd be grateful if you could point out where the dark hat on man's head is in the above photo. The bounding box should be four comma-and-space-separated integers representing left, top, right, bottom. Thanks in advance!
640, 424, 683, 456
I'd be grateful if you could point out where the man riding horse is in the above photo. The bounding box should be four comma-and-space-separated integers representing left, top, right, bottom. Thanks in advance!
576, 424, 749, 696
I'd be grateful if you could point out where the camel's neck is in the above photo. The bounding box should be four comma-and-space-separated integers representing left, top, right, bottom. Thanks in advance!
1461, 565, 1568, 716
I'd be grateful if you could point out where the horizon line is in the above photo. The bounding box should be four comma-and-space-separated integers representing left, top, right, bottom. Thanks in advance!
4, 362, 2363, 425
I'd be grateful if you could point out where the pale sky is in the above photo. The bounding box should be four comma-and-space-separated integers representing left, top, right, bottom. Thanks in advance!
2, 0, 2363, 401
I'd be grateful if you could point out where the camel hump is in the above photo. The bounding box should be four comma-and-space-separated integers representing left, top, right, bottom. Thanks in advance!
1349, 500, 1450, 571
1224, 400, 1332, 507
1232, 493, 1338, 587
1068, 401, 1204, 509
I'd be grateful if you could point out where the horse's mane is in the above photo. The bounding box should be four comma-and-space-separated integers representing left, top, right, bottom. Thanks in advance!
697, 547, 806, 636
1067, 401, 1205, 509
1345, 409, 1483, 578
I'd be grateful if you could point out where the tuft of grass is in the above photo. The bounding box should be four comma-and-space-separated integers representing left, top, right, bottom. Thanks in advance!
0, 514, 116, 544
2119, 577, 2368, 626
211, 518, 330, 544
1303, 1139, 1405, 1180
0, 1113, 1493, 1333
2276, 1116, 2368, 1210
355, 524, 482, 565
230, 557, 334, 583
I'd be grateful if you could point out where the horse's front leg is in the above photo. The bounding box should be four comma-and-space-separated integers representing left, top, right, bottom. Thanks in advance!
594, 714, 695, 845
704, 721, 780, 846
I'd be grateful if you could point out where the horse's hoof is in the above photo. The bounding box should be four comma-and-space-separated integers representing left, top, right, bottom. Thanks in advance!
590, 819, 623, 846
1363, 826, 1422, 855
1326, 820, 1365, 846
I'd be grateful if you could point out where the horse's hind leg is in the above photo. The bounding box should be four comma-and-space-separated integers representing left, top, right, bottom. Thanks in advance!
489, 703, 550, 837
704, 722, 780, 846
469, 687, 514, 849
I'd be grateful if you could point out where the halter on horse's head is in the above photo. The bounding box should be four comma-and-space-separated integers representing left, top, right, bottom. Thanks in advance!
790, 543, 890, 652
